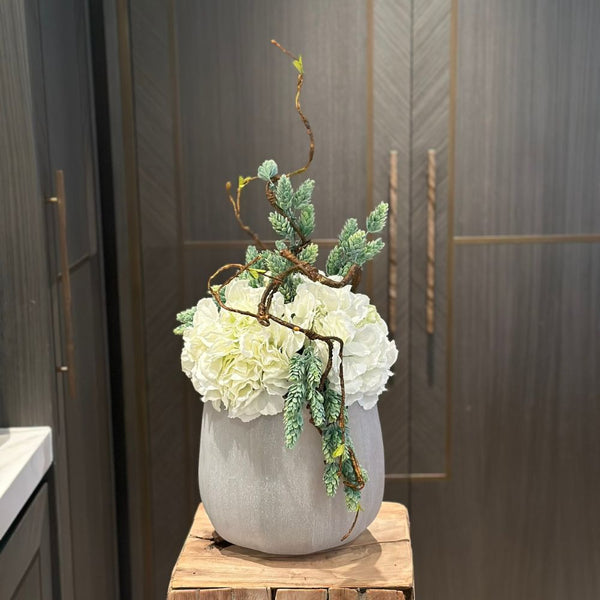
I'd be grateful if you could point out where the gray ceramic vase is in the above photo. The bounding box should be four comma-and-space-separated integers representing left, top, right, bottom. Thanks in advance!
198, 400, 385, 555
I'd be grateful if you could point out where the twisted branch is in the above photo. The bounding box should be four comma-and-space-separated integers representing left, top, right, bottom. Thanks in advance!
208, 41, 363, 540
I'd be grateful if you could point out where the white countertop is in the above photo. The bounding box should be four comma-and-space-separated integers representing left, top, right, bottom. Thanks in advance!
0, 426, 53, 540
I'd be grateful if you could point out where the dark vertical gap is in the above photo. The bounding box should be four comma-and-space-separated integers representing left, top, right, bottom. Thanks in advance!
407, 0, 415, 512
87, 1, 131, 597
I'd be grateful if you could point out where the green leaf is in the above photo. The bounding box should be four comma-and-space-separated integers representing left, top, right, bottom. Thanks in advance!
275, 175, 294, 211
323, 387, 342, 422
245, 245, 259, 263
284, 379, 305, 449
366, 202, 389, 233
325, 245, 343, 276
265, 250, 291, 277
298, 204, 315, 237
292, 179, 315, 208
339, 218, 359, 242
332, 443, 345, 458
344, 486, 361, 512
257, 159, 278, 181
323, 462, 340, 496
293, 55, 304, 74
298, 243, 318, 265
268, 212, 295, 240
248, 268, 265, 279
362, 238, 385, 263
322, 424, 343, 463
238, 175, 252, 189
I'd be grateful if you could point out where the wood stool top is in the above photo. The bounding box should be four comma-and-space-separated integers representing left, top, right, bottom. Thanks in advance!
168, 501, 413, 599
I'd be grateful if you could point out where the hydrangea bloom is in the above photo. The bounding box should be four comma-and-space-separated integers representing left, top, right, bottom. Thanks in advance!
288, 277, 398, 409
181, 277, 398, 421
181, 279, 304, 421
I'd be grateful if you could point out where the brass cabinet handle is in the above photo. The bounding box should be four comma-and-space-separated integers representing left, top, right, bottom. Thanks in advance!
388, 150, 398, 339
426, 149, 436, 335
47, 170, 76, 399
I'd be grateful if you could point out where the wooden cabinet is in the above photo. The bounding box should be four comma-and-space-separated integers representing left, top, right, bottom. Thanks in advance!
0, 484, 53, 600
0, 0, 119, 598
408, 2, 600, 598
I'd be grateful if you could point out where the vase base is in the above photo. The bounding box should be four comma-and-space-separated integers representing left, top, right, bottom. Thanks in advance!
199, 402, 385, 556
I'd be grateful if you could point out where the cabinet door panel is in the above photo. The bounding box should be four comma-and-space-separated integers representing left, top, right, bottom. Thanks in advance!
0, 485, 53, 600
175, 0, 368, 242
65, 259, 118, 598
409, 0, 452, 475
35, 0, 119, 597
411, 243, 600, 599
454, 0, 600, 236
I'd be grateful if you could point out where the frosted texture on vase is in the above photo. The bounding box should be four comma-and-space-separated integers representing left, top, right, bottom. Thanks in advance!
198, 401, 385, 555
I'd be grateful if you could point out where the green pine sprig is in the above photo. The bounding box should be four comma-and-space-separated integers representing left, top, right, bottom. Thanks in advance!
326, 202, 389, 276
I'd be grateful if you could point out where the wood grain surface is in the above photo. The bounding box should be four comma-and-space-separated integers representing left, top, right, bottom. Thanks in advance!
1, 1, 119, 598
409, 0, 452, 475
411, 242, 600, 599
454, 0, 600, 236
169, 502, 412, 592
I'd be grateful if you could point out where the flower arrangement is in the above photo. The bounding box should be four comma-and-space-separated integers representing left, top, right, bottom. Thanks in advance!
175, 41, 397, 538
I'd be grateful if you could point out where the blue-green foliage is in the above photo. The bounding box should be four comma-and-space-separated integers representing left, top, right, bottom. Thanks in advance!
284, 346, 323, 448
298, 243, 318, 265
276, 175, 294, 210
321, 423, 343, 463
323, 462, 340, 497
323, 386, 342, 422
344, 486, 362, 512
326, 202, 389, 276
268, 174, 316, 246
366, 202, 389, 233
173, 306, 197, 335
284, 345, 369, 511
257, 159, 278, 182
238, 245, 268, 288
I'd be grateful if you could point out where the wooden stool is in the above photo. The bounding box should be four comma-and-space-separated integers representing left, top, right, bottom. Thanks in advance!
167, 501, 414, 599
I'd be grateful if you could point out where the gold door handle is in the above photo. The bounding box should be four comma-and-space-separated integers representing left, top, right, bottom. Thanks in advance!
426, 149, 436, 335
388, 150, 398, 339
47, 170, 76, 399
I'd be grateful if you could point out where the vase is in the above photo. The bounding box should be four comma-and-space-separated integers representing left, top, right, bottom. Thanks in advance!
198, 400, 385, 555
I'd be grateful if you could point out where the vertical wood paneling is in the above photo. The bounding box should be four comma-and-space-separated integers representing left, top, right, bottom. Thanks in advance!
2, 1, 119, 598
175, 0, 368, 243
410, 0, 452, 474
100, 0, 154, 593
37, 0, 120, 597
65, 259, 118, 598
370, 1, 411, 494
454, 0, 600, 236
129, 0, 189, 594
0, 0, 55, 427
411, 243, 600, 599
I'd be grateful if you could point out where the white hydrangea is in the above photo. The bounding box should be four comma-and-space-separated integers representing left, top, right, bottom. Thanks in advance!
181, 279, 305, 421
181, 277, 398, 421
287, 277, 398, 409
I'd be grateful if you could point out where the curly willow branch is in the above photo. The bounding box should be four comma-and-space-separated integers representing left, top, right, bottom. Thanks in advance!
208, 41, 364, 540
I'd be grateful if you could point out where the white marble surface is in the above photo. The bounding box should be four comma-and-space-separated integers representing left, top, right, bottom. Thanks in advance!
0, 426, 53, 540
